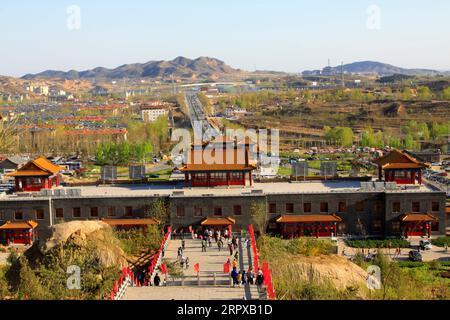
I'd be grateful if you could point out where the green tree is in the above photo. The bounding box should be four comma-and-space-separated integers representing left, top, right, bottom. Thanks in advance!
250, 201, 268, 236
401, 87, 412, 100
146, 198, 169, 224
442, 87, 450, 100
417, 86, 432, 101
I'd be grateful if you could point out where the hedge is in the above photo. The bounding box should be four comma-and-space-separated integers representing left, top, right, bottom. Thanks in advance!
345, 239, 410, 248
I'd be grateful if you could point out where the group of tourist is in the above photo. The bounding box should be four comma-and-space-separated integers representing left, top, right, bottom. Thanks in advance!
230, 266, 264, 290
177, 239, 190, 269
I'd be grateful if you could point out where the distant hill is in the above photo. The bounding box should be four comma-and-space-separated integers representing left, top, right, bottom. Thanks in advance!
22, 56, 245, 80
303, 61, 442, 76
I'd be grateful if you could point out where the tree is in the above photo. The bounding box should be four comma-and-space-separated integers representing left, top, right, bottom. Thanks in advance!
0, 116, 18, 153
146, 198, 169, 224
443, 87, 450, 100
401, 88, 412, 100
417, 86, 432, 101
250, 202, 268, 236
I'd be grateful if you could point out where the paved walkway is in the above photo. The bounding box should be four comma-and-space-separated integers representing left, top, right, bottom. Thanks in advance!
124, 237, 262, 300
337, 237, 450, 262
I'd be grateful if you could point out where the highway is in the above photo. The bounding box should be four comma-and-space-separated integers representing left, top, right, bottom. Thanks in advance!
185, 93, 221, 141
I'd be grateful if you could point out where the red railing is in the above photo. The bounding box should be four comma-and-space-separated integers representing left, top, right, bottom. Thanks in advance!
248, 224, 276, 300
109, 226, 171, 300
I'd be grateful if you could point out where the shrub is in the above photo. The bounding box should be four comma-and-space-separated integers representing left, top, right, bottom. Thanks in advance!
346, 239, 410, 249
431, 237, 450, 247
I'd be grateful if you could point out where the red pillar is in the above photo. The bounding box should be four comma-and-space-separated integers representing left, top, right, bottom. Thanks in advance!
418, 170, 422, 185
410, 171, 416, 184
249, 171, 253, 186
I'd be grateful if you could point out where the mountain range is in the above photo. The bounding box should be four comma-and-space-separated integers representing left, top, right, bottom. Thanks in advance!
20, 58, 446, 80
22, 56, 245, 80
303, 61, 443, 76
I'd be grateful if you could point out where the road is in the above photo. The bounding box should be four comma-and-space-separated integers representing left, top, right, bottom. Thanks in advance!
185, 93, 221, 141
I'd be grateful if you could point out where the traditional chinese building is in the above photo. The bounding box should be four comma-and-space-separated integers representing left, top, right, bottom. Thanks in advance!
399, 213, 437, 238
276, 214, 342, 238
373, 149, 428, 185
0, 220, 38, 245
180, 138, 257, 187
7, 156, 64, 192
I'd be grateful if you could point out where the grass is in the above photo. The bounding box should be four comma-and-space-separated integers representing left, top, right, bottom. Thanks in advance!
431, 237, 450, 247
353, 253, 449, 300
277, 166, 292, 176
346, 239, 411, 248
115, 225, 164, 256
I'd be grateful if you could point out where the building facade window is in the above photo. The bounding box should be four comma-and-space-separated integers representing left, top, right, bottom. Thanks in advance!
338, 202, 347, 213
107, 207, 116, 217
372, 220, 382, 233
391, 221, 401, 233
286, 203, 294, 214
176, 206, 185, 217
35, 209, 45, 220
194, 206, 203, 217
14, 211, 23, 220
392, 202, 401, 213
355, 201, 364, 212
73, 207, 81, 218
431, 202, 440, 212
374, 201, 382, 213
233, 205, 242, 216
320, 202, 328, 213
412, 202, 420, 213
125, 206, 133, 217
90, 207, 99, 217
303, 203, 312, 213
214, 207, 222, 216
56, 208, 64, 218
269, 203, 277, 214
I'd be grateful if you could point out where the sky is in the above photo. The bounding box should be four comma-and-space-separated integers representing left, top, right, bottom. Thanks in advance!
1, 0, 449, 77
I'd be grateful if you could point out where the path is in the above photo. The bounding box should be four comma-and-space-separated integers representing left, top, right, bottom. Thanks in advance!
124, 236, 262, 300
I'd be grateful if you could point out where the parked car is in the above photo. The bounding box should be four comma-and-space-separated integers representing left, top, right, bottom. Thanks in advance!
419, 240, 432, 250
408, 250, 423, 262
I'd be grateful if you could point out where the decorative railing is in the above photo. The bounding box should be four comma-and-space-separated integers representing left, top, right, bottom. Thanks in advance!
149, 227, 172, 285
248, 224, 276, 300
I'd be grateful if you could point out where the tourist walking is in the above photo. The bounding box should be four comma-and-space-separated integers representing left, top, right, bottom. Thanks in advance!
201, 238, 207, 252
232, 258, 238, 269
237, 271, 243, 287
231, 267, 239, 287
247, 268, 255, 285
256, 269, 264, 292
154, 273, 161, 287
181, 238, 186, 250
217, 238, 223, 251
241, 270, 247, 285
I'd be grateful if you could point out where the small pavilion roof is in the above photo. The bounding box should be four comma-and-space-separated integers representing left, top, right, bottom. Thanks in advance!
102, 218, 160, 226
276, 214, 342, 223
7, 156, 64, 177
180, 148, 256, 172
399, 213, 437, 222
0, 220, 38, 230
373, 149, 428, 169
200, 217, 236, 226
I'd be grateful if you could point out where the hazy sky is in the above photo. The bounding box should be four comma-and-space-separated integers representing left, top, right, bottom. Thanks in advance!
1, 0, 449, 77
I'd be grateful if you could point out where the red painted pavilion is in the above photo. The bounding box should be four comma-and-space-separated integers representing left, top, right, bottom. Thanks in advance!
0, 220, 38, 245
7, 156, 64, 192
276, 214, 342, 238
399, 213, 437, 238
180, 138, 256, 187
373, 149, 428, 185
